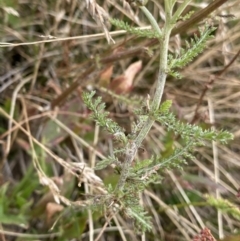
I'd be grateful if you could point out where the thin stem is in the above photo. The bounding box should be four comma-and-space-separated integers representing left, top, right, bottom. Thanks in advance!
172, 0, 193, 23
172, 0, 230, 36
139, 6, 162, 37
134, 30, 170, 147
116, 3, 173, 191
150, 34, 170, 111
164, 0, 171, 14
115, 141, 138, 191
171, 0, 177, 7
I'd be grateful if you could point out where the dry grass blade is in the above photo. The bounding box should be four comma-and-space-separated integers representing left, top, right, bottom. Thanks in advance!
84, 0, 114, 43
0, 0, 239, 240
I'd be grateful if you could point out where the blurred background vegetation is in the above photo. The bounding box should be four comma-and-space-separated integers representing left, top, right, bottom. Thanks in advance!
0, 0, 240, 240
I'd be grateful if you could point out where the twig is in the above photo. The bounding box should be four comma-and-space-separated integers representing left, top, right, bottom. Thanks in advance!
94, 215, 113, 241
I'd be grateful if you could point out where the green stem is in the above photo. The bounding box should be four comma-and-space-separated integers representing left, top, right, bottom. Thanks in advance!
164, 0, 171, 14
115, 141, 138, 191
135, 28, 171, 147
116, 0, 193, 191
172, 0, 193, 23
139, 6, 162, 37
150, 32, 170, 111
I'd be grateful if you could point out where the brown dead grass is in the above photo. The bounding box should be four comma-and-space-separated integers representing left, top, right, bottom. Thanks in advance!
0, 0, 240, 240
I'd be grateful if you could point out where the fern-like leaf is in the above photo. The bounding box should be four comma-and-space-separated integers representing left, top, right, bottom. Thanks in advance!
82, 91, 128, 144
168, 24, 216, 71
153, 108, 233, 144
110, 18, 161, 39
